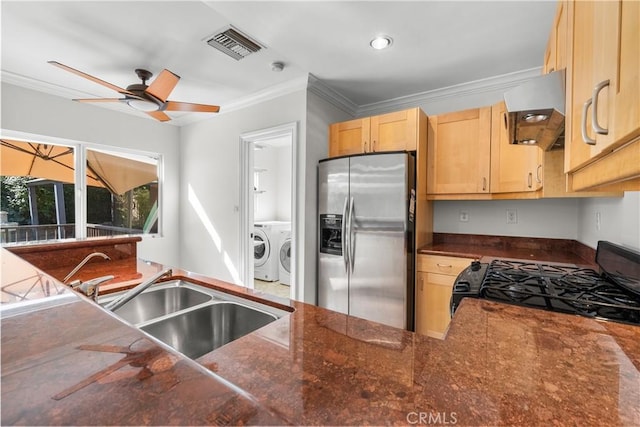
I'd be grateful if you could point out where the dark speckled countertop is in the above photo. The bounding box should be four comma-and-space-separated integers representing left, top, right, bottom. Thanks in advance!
419, 233, 598, 268
2, 246, 639, 425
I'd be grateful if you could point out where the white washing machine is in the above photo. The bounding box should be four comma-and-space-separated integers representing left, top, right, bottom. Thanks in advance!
254, 221, 289, 282
278, 230, 292, 286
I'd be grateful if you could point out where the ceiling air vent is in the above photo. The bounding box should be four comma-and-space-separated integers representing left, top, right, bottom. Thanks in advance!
206, 26, 263, 60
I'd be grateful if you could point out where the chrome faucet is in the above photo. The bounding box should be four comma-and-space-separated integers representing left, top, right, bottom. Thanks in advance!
70, 275, 115, 301
63, 252, 111, 284
103, 268, 172, 312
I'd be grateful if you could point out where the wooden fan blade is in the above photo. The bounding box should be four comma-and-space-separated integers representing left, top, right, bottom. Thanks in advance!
147, 111, 171, 122
48, 61, 134, 96
164, 101, 220, 113
146, 69, 180, 102
74, 98, 125, 103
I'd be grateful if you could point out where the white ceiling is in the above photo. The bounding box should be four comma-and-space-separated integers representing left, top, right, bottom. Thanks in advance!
1, 1, 557, 126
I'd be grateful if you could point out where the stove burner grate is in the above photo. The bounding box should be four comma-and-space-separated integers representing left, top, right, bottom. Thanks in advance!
480, 259, 640, 325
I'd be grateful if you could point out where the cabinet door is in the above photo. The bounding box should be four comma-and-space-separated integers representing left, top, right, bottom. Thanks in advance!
490, 101, 542, 193
415, 271, 428, 336
594, 0, 640, 154
427, 107, 491, 194
329, 117, 370, 157
416, 272, 455, 339
370, 108, 418, 152
565, 0, 596, 172
566, 0, 639, 172
544, 1, 568, 74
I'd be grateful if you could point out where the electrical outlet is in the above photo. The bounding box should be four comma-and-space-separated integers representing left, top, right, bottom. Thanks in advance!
459, 211, 469, 222
506, 209, 518, 224
596, 211, 601, 231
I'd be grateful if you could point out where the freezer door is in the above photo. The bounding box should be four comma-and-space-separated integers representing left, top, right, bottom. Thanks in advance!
317, 158, 349, 315
348, 153, 412, 329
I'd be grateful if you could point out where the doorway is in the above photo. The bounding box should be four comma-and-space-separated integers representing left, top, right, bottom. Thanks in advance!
240, 122, 297, 300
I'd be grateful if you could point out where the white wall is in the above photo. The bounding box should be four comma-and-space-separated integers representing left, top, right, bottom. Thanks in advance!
275, 145, 292, 221
434, 199, 580, 239
577, 192, 640, 250
1, 83, 181, 266
303, 89, 353, 304
254, 144, 291, 222
178, 90, 306, 287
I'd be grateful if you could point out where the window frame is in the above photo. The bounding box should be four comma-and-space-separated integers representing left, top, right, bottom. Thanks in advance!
1, 129, 164, 240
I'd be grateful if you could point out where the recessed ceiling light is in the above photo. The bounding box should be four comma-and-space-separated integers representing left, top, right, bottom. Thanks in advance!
370, 35, 393, 50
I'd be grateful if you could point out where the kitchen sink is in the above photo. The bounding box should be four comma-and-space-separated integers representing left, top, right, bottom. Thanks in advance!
140, 301, 279, 359
102, 282, 213, 324
99, 279, 289, 359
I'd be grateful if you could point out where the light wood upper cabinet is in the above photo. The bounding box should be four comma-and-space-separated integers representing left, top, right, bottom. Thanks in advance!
544, 1, 568, 74
427, 107, 492, 194
329, 117, 370, 157
564, 0, 639, 190
328, 108, 425, 158
490, 101, 543, 193
370, 109, 419, 152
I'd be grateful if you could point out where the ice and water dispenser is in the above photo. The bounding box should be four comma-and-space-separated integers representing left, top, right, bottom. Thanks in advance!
319, 214, 342, 255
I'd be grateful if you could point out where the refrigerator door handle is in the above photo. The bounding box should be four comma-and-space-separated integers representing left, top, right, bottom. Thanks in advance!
348, 196, 356, 272
341, 196, 349, 273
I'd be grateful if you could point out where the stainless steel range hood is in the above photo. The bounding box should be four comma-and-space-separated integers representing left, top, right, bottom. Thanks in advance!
504, 69, 565, 150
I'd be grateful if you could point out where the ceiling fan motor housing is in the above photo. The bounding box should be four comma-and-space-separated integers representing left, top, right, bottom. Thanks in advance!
134, 69, 153, 84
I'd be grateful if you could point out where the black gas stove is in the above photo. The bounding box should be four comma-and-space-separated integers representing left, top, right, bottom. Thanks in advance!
451, 241, 640, 325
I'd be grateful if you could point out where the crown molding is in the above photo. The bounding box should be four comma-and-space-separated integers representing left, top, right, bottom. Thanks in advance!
4, 66, 545, 126
2, 69, 311, 126
1, 69, 95, 100
356, 67, 543, 117
307, 74, 358, 117
220, 74, 309, 115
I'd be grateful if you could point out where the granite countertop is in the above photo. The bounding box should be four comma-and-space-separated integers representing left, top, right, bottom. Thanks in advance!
419, 233, 597, 268
2, 248, 639, 425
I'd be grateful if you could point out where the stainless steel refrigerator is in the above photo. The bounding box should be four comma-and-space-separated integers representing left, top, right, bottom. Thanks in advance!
317, 151, 415, 330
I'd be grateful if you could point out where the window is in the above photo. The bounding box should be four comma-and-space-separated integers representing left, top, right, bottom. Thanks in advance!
1, 138, 161, 244
85, 148, 160, 238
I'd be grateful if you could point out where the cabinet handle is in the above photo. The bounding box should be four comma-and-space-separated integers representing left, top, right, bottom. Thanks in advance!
527, 172, 533, 189
482, 177, 487, 192
536, 164, 543, 183
436, 263, 452, 268
592, 79, 610, 135
503, 112, 508, 131
364, 141, 368, 152
581, 99, 596, 145
372, 140, 376, 152
420, 276, 424, 292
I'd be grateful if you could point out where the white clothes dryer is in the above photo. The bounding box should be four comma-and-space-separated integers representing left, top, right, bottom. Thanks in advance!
278, 230, 292, 286
254, 221, 289, 282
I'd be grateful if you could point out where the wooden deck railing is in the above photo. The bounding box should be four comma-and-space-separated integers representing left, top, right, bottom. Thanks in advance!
1, 224, 143, 244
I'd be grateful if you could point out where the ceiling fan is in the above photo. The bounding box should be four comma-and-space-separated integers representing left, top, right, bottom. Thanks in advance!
48, 61, 220, 122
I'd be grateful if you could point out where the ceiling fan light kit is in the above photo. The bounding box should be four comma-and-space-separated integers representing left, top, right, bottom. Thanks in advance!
48, 61, 220, 122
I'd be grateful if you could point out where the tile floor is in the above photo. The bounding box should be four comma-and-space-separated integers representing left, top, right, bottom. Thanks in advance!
253, 279, 290, 299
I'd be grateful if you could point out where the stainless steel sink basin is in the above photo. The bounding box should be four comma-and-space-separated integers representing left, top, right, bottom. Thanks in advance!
100, 281, 212, 324
100, 279, 290, 359
140, 301, 278, 359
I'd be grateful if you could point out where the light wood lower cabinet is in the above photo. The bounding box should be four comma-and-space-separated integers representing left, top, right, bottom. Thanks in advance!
416, 254, 473, 339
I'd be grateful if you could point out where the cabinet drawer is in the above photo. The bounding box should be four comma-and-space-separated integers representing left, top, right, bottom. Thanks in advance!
417, 255, 473, 276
